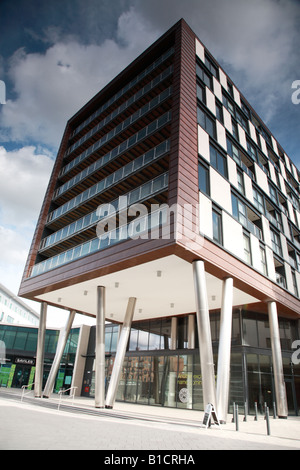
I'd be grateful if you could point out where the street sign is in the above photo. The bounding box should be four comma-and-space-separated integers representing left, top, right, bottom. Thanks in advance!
202, 403, 220, 428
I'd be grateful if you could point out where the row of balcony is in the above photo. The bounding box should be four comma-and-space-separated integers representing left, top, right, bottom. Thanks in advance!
32, 173, 169, 278
71, 47, 174, 138
60, 87, 172, 178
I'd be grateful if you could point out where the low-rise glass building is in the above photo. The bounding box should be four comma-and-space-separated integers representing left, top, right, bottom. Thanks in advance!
0, 323, 87, 393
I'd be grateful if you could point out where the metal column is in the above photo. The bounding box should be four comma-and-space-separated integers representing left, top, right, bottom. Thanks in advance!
268, 301, 288, 418
95, 286, 106, 408
170, 317, 177, 350
105, 297, 136, 409
192, 260, 216, 409
188, 314, 195, 349
216, 277, 233, 423
43, 309, 76, 398
34, 302, 47, 398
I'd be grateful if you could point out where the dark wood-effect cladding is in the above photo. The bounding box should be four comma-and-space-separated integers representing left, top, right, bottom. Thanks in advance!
18, 19, 300, 319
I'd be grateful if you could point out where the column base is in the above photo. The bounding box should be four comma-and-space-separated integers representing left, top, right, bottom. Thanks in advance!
278, 416, 288, 419
105, 405, 113, 409
95, 405, 105, 409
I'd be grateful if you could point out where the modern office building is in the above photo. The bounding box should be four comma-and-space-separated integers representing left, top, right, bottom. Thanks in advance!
19, 19, 300, 420
0, 283, 39, 326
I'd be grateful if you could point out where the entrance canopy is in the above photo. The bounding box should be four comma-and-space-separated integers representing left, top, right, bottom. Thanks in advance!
35, 255, 259, 322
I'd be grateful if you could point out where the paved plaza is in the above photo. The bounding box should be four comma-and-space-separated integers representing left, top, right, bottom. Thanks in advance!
0, 389, 299, 451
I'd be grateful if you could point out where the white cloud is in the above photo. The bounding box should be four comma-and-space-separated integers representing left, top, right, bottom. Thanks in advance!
0, 145, 53, 227
0, 8, 159, 150
133, 0, 300, 121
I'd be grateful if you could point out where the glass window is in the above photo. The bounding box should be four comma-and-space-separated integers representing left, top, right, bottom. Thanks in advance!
160, 318, 171, 349
243, 319, 259, 347
209, 145, 227, 178
212, 208, 222, 244
222, 94, 235, 117
197, 108, 216, 138
243, 232, 252, 264
237, 170, 245, 194
253, 188, 264, 214
216, 103, 223, 123
196, 83, 205, 103
247, 140, 257, 161
196, 63, 212, 89
3, 328, 16, 349
260, 245, 268, 275
270, 229, 282, 257
198, 162, 210, 195
128, 328, 139, 351
14, 331, 27, 350
231, 194, 247, 227
292, 270, 299, 297
148, 319, 162, 350
236, 110, 248, 133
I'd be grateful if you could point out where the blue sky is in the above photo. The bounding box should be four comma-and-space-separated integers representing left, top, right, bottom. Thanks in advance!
0, 0, 299, 326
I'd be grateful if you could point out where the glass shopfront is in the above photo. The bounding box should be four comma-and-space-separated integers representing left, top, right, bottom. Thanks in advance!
83, 310, 300, 415
0, 324, 80, 393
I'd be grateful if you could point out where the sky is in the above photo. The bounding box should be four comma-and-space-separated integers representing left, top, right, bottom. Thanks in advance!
0, 0, 299, 327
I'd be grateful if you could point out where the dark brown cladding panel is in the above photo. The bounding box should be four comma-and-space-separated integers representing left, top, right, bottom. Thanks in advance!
19, 237, 176, 299
20, 125, 72, 284
168, 20, 198, 237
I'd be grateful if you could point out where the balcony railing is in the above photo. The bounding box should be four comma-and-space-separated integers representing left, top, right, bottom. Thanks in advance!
60, 88, 172, 178
276, 273, 286, 289
41, 172, 169, 251
31, 190, 169, 278
66, 66, 173, 157
71, 47, 174, 138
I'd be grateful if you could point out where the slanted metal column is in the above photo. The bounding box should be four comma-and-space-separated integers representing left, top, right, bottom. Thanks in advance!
105, 297, 136, 409
34, 302, 47, 398
216, 277, 233, 423
192, 260, 216, 408
43, 309, 76, 398
95, 286, 106, 408
268, 301, 288, 418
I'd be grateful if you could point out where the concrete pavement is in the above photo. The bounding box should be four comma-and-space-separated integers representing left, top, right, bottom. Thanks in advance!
0, 388, 299, 451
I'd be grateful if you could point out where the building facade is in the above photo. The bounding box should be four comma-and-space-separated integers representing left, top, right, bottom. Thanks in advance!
0, 283, 39, 326
19, 20, 300, 420
0, 322, 88, 392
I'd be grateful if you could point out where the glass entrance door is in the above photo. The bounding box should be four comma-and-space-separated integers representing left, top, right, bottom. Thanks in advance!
11, 365, 31, 388
285, 379, 298, 416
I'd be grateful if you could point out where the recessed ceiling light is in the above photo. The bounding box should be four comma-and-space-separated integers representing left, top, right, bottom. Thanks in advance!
156, 270, 162, 277
115, 282, 119, 288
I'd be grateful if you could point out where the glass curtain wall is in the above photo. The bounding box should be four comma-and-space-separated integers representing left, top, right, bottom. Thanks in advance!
86, 311, 300, 415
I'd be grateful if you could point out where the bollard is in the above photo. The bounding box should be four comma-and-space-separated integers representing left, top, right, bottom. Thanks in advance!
273, 401, 277, 419
265, 406, 271, 435
254, 402, 258, 421
235, 404, 239, 431
243, 401, 247, 422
